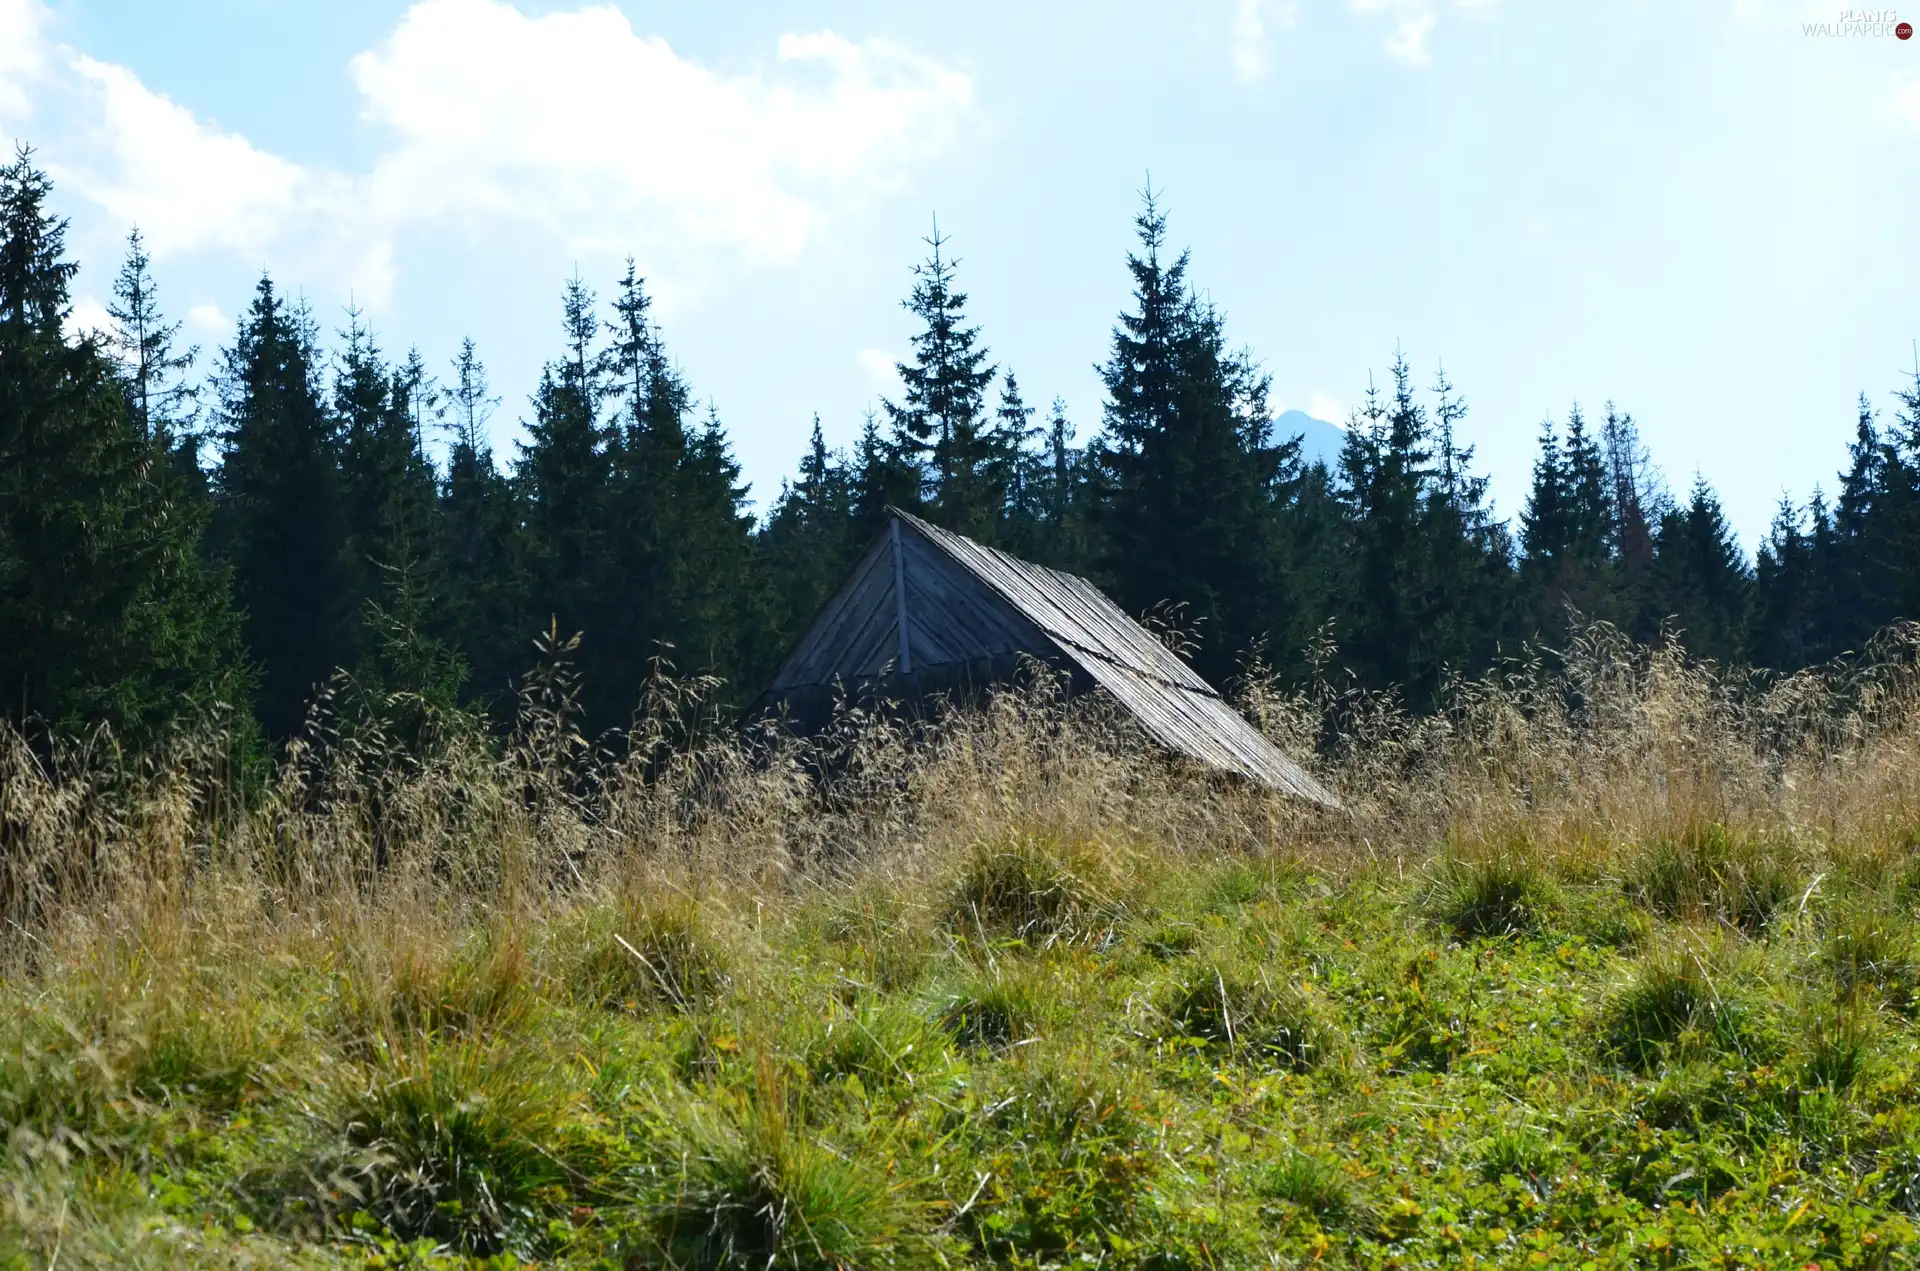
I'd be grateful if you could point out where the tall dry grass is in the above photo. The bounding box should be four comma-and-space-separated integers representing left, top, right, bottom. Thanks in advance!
3, 621, 1918, 956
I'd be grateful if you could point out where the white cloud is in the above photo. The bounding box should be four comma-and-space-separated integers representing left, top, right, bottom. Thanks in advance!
0, 0, 973, 307
1350, 0, 1440, 66
856, 347, 903, 395
1231, 0, 1298, 84
1306, 391, 1347, 423
64, 291, 109, 340
348, 1, 971, 280
62, 56, 320, 260
1348, 0, 1494, 66
186, 302, 228, 338
0, 0, 47, 117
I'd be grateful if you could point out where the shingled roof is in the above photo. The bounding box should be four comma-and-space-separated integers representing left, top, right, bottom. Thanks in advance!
751, 510, 1338, 806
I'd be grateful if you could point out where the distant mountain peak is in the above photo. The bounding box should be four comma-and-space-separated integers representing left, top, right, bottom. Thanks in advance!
1275, 409, 1345, 470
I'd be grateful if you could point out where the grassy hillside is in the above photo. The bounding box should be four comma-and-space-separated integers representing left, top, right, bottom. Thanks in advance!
5, 628, 1920, 1268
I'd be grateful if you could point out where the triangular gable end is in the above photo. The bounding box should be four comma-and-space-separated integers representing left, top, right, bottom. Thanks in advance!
758, 517, 1060, 701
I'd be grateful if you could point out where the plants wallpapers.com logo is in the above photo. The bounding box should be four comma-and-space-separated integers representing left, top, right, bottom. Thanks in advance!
1802, 8, 1914, 36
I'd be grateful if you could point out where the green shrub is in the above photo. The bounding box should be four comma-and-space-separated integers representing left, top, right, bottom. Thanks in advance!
1161, 963, 1335, 1072
331, 1041, 583, 1256
1425, 851, 1557, 940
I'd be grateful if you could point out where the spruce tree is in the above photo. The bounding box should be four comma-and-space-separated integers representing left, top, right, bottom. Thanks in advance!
103, 228, 214, 528
995, 372, 1047, 556
1750, 496, 1815, 670
1648, 475, 1752, 663
1043, 399, 1091, 568
212, 275, 349, 737
1599, 406, 1664, 641
761, 415, 858, 645
1093, 189, 1291, 684
881, 226, 1004, 538
851, 407, 920, 540
593, 263, 761, 722
1824, 396, 1892, 649
1884, 361, 1920, 626
332, 319, 459, 716
106, 231, 197, 445
1519, 406, 1620, 643
514, 274, 610, 697
1415, 366, 1518, 693
1, 149, 243, 741
1335, 366, 1428, 691
1334, 356, 1512, 702
439, 338, 523, 711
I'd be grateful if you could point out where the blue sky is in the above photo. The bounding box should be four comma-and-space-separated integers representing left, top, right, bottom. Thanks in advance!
3, 0, 1917, 544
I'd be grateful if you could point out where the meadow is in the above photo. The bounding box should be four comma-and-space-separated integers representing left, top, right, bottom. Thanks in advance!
5, 625, 1920, 1269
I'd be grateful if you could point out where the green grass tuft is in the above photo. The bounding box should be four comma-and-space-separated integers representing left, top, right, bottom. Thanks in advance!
932, 961, 1053, 1051
1625, 823, 1803, 936
804, 1000, 948, 1089
574, 894, 729, 1014
1160, 961, 1336, 1072
1796, 1002, 1878, 1093
945, 832, 1121, 946
1599, 940, 1767, 1072
329, 1040, 586, 1256
1425, 850, 1558, 940
1822, 900, 1920, 1008
1259, 1150, 1365, 1225
638, 1072, 932, 1270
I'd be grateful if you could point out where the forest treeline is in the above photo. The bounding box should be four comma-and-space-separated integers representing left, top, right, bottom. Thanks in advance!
5, 147, 1919, 748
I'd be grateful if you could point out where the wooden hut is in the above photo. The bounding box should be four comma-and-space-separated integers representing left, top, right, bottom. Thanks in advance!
749, 510, 1338, 806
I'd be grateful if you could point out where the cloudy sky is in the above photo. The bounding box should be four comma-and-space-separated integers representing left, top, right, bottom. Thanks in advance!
2, 0, 1915, 542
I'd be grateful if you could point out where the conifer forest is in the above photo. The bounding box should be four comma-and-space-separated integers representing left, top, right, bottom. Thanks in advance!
6, 144, 1917, 749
